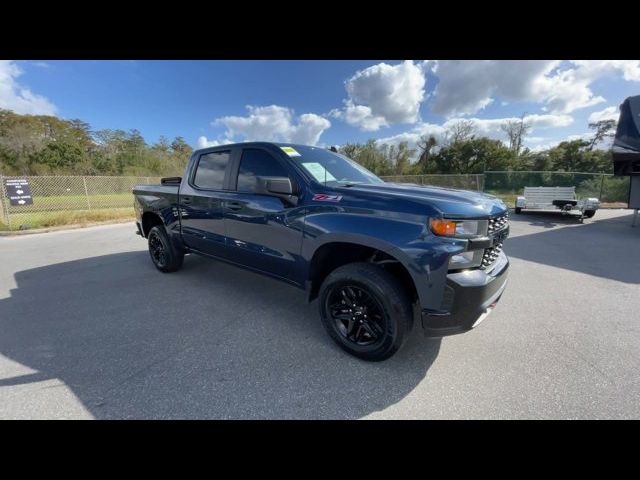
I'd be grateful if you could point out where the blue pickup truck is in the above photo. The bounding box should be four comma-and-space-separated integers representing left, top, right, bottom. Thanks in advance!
133, 142, 510, 360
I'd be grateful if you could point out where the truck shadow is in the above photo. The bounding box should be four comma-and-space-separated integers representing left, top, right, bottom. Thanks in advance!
506, 210, 640, 284
0, 251, 441, 419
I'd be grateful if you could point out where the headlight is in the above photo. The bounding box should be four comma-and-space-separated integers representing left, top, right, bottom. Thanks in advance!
448, 249, 484, 270
430, 218, 487, 238
454, 220, 480, 236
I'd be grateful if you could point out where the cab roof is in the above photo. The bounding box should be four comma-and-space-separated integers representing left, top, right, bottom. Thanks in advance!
192, 141, 329, 156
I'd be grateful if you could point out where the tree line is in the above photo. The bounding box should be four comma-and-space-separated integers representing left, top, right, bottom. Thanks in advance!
0, 109, 192, 176
0, 108, 617, 177
340, 116, 617, 177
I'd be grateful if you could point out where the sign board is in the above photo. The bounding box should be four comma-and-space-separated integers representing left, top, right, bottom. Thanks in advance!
4, 179, 34, 206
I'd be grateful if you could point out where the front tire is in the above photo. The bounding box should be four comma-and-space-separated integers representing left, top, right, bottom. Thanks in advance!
515, 207, 522, 214
148, 225, 184, 273
584, 210, 596, 218
318, 262, 412, 361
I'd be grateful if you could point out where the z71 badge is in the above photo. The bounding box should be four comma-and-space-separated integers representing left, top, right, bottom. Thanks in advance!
313, 193, 342, 202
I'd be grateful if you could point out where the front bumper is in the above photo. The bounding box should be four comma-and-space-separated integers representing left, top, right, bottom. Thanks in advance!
421, 251, 509, 337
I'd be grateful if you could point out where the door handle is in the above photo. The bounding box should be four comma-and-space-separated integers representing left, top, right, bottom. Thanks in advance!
182, 196, 193, 205
227, 202, 243, 211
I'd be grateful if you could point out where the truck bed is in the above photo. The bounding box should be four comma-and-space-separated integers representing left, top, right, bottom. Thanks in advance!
133, 184, 179, 222
132, 184, 179, 197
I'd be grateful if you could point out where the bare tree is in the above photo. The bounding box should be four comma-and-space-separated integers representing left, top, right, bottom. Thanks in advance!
501, 113, 531, 156
445, 119, 476, 145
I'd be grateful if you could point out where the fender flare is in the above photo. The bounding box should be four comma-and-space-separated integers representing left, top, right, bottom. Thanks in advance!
305, 232, 431, 306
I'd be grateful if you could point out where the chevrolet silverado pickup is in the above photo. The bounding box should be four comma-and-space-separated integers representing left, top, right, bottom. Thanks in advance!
133, 142, 510, 361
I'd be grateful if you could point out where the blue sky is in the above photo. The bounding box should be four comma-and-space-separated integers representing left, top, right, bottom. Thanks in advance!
2, 60, 639, 154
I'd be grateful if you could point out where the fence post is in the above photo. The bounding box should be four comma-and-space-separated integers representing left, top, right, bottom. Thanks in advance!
83, 176, 91, 210
476, 174, 481, 191
599, 174, 605, 201
0, 174, 11, 230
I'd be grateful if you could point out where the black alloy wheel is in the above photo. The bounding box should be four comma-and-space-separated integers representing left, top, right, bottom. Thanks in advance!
147, 225, 184, 273
326, 284, 386, 347
318, 262, 412, 361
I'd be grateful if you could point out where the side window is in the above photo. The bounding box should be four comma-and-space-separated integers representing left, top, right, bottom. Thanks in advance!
193, 150, 231, 190
237, 149, 289, 193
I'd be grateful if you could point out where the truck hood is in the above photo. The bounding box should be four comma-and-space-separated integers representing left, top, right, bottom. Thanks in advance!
337, 182, 508, 217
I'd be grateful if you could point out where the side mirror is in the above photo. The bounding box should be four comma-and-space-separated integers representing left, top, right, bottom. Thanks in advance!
266, 177, 294, 195
256, 176, 298, 205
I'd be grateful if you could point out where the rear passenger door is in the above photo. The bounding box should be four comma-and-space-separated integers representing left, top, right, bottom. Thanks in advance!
179, 148, 237, 258
224, 147, 302, 280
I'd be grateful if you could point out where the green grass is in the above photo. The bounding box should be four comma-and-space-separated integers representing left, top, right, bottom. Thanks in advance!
1, 192, 136, 231
6, 193, 133, 214
1, 207, 135, 231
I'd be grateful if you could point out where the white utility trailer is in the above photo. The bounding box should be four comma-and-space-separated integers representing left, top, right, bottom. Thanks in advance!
515, 186, 600, 222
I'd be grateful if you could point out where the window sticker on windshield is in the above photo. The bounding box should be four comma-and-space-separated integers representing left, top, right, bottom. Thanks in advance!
301, 162, 336, 182
280, 146, 301, 157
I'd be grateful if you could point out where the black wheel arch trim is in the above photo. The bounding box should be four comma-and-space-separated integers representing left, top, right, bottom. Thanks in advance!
305, 232, 433, 308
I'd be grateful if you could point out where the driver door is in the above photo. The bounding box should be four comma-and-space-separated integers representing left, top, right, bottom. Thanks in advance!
223, 147, 302, 280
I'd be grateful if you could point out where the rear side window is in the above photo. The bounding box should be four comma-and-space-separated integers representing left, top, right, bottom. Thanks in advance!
193, 151, 230, 190
237, 149, 289, 193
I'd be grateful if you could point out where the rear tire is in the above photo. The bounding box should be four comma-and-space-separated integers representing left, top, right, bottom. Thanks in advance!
584, 210, 596, 218
515, 207, 522, 214
148, 225, 184, 273
318, 262, 412, 361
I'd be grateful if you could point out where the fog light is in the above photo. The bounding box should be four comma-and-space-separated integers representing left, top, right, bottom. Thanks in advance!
448, 250, 482, 269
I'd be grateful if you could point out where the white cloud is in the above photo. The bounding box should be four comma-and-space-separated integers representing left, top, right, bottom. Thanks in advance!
332, 60, 427, 131
213, 105, 330, 145
463, 114, 573, 138
566, 132, 593, 142
529, 131, 612, 152
588, 105, 619, 123
0, 60, 57, 115
428, 60, 640, 117
571, 60, 640, 82
528, 141, 562, 152
197, 136, 225, 148
533, 63, 606, 114
429, 60, 560, 116
375, 123, 446, 149
332, 101, 388, 131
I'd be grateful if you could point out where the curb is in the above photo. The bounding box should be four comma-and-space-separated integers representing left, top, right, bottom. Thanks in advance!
0, 218, 135, 237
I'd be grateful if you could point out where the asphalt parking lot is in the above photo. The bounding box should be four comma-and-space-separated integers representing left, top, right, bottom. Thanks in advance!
0, 209, 639, 419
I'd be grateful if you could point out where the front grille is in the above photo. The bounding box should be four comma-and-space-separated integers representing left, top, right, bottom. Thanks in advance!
480, 212, 509, 269
487, 213, 508, 234
481, 242, 503, 269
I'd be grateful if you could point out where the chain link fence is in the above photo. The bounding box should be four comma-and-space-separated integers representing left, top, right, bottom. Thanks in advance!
483, 171, 630, 206
0, 172, 631, 231
381, 171, 630, 208
381, 174, 484, 191
0, 175, 160, 231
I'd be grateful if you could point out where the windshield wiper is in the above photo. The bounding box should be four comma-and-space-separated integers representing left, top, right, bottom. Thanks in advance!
338, 181, 363, 187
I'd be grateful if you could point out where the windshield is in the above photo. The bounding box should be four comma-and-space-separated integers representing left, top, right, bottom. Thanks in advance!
280, 145, 385, 186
